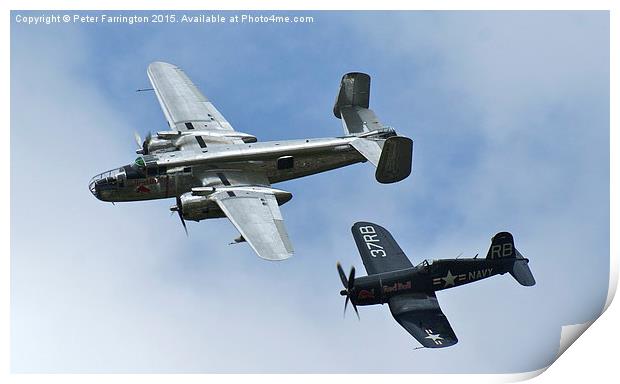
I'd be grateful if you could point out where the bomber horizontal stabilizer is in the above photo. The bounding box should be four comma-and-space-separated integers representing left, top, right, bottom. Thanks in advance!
376, 136, 413, 183
350, 136, 413, 184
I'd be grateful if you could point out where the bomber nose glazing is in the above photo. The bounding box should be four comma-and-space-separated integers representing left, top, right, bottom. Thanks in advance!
88, 169, 122, 200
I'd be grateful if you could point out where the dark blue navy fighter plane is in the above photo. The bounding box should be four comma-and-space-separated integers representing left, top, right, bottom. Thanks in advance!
337, 222, 535, 348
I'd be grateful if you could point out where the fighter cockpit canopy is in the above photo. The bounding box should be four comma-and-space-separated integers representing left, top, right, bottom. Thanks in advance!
415, 259, 437, 273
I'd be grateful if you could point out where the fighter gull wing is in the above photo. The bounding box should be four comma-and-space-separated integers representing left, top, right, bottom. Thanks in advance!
388, 292, 458, 348
350, 221, 413, 275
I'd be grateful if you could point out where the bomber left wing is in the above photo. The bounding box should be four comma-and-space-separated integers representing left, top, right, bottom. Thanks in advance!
388, 292, 458, 348
146, 61, 259, 151
147, 61, 235, 134
209, 188, 294, 261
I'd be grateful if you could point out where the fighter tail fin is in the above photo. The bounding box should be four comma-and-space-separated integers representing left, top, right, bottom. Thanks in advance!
486, 232, 536, 286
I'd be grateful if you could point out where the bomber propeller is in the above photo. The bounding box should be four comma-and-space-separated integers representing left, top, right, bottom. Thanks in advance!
133, 131, 153, 155
133, 131, 142, 150
337, 262, 360, 320
170, 196, 188, 236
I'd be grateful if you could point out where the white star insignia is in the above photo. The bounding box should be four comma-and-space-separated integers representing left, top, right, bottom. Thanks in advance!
425, 333, 443, 341
425, 331, 443, 345
442, 270, 457, 287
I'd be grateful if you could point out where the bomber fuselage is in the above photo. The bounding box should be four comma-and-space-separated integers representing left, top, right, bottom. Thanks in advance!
89, 136, 365, 203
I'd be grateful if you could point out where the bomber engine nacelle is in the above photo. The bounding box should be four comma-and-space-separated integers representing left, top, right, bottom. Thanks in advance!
176, 192, 225, 221
135, 132, 177, 155
145, 137, 176, 154
137, 130, 259, 155
173, 187, 293, 222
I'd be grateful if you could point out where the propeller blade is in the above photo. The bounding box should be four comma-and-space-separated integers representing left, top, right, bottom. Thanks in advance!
337, 263, 360, 319
336, 262, 348, 288
348, 266, 356, 292
175, 196, 188, 236
133, 132, 142, 148
143, 131, 152, 155
352, 301, 360, 320
178, 211, 188, 236
347, 266, 359, 319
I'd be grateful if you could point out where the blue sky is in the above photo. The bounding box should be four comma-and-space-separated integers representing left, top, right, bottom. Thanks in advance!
11, 11, 609, 373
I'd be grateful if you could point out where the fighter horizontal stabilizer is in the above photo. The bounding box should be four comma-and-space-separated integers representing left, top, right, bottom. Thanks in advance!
388, 293, 458, 348
486, 232, 536, 286
511, 249, 536, 286
351, 222, 413, 275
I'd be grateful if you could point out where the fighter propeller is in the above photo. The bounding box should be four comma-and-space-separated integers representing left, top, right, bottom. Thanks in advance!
337, 262, 360, 320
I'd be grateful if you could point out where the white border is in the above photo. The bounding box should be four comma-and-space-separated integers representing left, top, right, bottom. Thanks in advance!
2, 1, 616, 383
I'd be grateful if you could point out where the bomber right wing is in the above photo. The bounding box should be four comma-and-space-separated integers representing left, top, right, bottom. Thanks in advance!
351, 221, 413, 275
209, 188, 294, 261
388, 292, 458, 348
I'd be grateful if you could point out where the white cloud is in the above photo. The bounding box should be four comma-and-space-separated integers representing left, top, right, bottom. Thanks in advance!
11, 11, 609, 373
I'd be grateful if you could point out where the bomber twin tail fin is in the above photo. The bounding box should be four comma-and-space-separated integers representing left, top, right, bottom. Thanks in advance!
333, 72, 375, 135
334, 72, 413, 183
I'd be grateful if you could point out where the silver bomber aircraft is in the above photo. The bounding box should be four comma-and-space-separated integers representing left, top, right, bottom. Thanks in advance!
89, 62, 413, 261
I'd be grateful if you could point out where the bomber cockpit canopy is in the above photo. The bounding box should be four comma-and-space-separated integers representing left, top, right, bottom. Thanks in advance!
133, 154, 158, 168
134, 156, 146, 168
124, 154, 165, 178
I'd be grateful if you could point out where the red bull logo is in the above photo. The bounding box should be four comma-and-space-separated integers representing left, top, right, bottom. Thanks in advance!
357, 289, 375, 300
383, 281, 412, 293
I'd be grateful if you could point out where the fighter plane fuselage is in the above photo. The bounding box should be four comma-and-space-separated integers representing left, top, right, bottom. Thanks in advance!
348, 257, 516, 306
